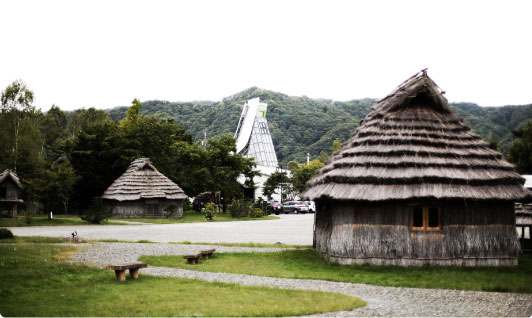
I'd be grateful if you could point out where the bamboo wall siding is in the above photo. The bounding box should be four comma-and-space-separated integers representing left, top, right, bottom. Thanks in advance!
315, 200, 519, 266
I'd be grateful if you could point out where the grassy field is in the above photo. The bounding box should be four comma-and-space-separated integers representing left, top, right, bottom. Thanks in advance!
0, 210, 279, 227
112, 210, 279, 224
170, 241, 311, 248
0, 241, 364, 316
140, 249, 532, 293
0, 214, 125, 227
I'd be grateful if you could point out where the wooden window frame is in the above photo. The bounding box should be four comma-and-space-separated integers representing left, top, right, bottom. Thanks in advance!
410, 207, 441, 231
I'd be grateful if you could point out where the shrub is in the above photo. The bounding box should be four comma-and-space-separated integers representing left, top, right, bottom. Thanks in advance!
164, 203, 179, 218
250, 207, 263, 218
79, 197, 112, 224
229, 199, 252, 218
0, 228, 14, 239
203, 202, 218, 220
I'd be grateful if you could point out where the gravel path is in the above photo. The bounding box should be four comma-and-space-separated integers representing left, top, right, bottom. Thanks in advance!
71, 242, 532, 317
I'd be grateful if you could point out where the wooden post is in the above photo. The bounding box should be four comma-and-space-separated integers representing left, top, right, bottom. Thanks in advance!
129, 268, 140, 279
523, 226, 526, 239
115, 269, 126, 281
11, 203, 17, 219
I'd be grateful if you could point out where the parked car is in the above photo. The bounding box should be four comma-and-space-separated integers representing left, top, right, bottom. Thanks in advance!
265, 200, 283, 215
305, 201, 316, 213
282, 201, 309, 214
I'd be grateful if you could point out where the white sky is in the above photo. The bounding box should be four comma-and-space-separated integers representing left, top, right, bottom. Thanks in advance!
1, 0, 531, 112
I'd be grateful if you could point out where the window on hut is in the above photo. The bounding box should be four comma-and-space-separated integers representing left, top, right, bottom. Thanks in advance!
0, 186, 6, 199
410, 207, 441, 230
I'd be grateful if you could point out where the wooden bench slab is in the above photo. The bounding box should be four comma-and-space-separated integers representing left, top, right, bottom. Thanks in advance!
183, 253, 201, 265
200, 249, 216, 259
107, 263, 148, 281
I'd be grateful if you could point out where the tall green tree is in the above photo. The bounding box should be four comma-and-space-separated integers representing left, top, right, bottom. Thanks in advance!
508, 122, 532, 174
1, 80, 35, 172
66, 107, 109, 139
263, 171, 292, 201
289, 160, 324, 194
40, 105, 68, 161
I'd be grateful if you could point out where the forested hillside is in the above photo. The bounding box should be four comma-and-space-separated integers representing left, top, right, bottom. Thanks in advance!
108, 87, 532, 165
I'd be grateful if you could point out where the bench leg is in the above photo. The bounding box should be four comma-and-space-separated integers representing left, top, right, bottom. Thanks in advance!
129, 268, 140, 279
186, 258, 195, 265
114, 269, 126, 281
201, 254, 208, 260
195, 256, 201, 263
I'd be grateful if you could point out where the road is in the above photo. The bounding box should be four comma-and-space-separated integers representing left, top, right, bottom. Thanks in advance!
9, 214, 314, 245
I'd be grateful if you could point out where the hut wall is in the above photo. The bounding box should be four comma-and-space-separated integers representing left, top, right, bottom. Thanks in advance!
107, 199, 183, 218
1, 180, 19, 200
315, 200, 519, 266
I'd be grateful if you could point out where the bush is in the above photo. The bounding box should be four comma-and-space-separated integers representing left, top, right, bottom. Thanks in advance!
249, 207, 263, 218
229, 199, 252, 218
0, 228, 14, 239
203, 202, 218, 220
79, 197, 112, 224
164, 203, 179, 218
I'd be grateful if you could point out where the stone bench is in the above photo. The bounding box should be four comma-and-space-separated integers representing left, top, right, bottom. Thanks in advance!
107, 263, 148, 281
183, 253, 201, 265
200, 249, 216, 260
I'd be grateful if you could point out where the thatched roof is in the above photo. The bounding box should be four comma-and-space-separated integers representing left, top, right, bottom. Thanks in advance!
516, 203, 532, 226
102, 158, 187, 201
0, 169, 22, 188
303, 70, 531, 202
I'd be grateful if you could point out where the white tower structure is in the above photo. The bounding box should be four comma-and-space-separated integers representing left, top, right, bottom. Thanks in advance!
234, 97, 281, 201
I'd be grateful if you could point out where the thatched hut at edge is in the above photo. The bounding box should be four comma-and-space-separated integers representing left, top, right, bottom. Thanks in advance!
102, 158, 187, 217
303, 70, 531, 266
0, 169, 23, 218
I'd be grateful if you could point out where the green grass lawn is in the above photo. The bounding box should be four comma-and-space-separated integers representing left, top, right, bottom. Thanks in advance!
0, 214, 124, 227
112, 210, 279, 224
0, 210, 279, 227
139, 249, 532, 294
170, 241, 312, 248
0, 241, 365, 317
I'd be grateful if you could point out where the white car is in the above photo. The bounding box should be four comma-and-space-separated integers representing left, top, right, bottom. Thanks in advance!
305, 201, 316, 213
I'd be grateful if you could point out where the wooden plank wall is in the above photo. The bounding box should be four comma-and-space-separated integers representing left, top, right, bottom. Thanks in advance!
315, 200, 519, 266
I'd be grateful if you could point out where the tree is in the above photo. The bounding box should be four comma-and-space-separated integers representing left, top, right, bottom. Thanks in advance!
66, 107, 109, 139
34, 161, 79, 217
508, 122, 532, 174
120, 98, 143, 129
289, 160, 324, 194
40, 105, 68, 161
202, 135, 258, 200
332, 139, 341, 153
263, 171, 292, 201
1, 80, 35, 172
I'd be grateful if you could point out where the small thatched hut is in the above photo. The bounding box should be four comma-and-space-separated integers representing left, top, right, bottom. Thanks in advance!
0, 169, 23, 218
303, 70, 531, 266
102, 158, 187, 217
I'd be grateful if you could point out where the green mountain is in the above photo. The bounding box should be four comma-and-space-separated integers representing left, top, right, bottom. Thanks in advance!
107, 87, 532, 165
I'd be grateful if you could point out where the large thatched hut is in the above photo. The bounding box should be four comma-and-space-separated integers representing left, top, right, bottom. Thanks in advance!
102, 158, 187, 217
303, 70, 531, 266
0, 169, 23, 218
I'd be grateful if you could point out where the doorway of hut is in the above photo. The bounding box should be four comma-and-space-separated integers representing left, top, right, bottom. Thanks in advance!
144, 200, 159, 217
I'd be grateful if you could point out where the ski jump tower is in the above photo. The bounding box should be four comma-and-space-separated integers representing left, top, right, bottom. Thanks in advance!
234, 97, 280, 201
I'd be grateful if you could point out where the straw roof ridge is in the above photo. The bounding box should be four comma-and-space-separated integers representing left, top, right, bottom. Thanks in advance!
303, 71, 531, 202
340, 149, 503, 160
102, 158, 187, 201
0, 169, 22, 188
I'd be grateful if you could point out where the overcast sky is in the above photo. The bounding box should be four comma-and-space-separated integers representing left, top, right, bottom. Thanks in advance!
1, 0, 531, 112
